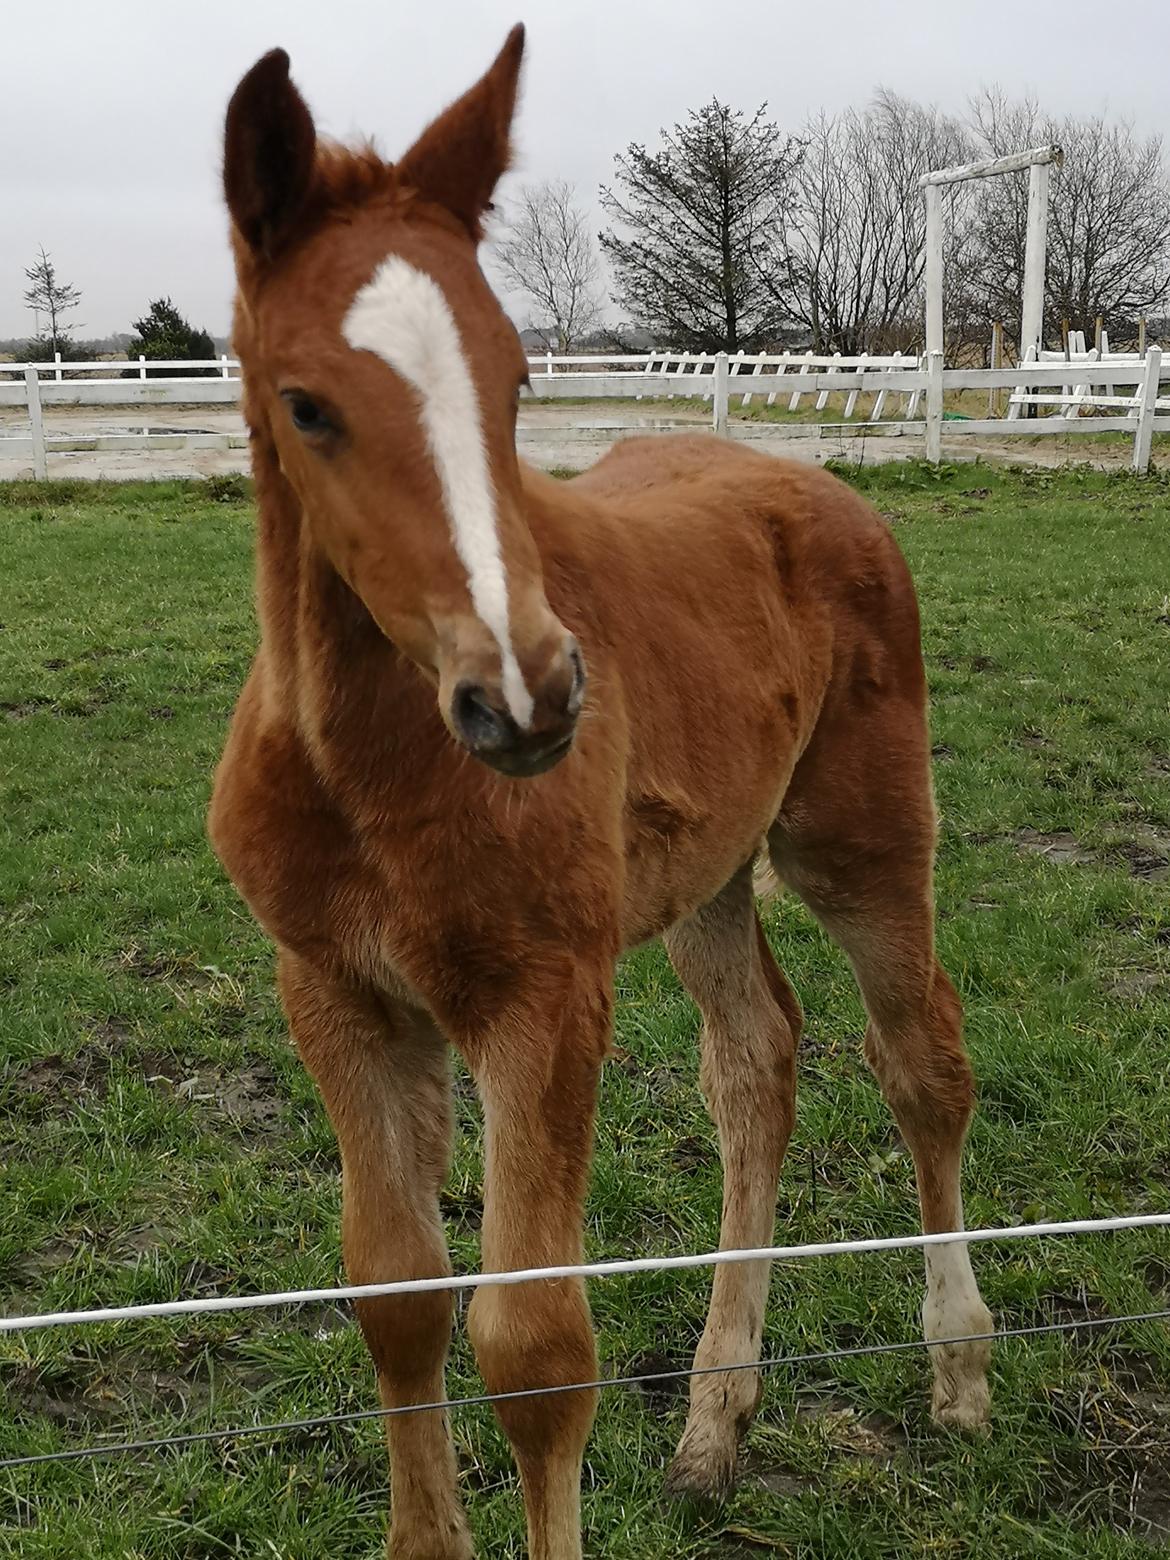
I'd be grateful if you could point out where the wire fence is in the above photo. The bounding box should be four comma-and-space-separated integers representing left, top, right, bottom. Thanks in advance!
4, 1211, 1169, 1334
3, 1212, 1170, 1473
5, 1307, 1170, 1473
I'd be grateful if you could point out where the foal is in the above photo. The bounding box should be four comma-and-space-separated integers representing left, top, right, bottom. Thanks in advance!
209, 28, 992, 1560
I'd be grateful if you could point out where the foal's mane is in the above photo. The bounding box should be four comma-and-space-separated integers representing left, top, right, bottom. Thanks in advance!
313, 140, 401, 213
231, 140, 475, 284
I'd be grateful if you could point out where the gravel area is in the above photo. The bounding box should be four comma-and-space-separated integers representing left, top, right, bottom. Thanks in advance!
0, 399, 1117, 479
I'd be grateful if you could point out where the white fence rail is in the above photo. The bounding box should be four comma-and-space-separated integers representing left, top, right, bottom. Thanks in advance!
5, 347, 1170, 476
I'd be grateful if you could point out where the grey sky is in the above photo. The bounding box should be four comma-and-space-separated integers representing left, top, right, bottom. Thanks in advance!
6, 0, 1170, 339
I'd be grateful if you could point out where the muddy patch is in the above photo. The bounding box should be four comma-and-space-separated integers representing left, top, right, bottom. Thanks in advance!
5, 1235, 80, 1293
117, 945, 246, 1005
1018, 726, 1052, 749
1013, 827, 1170, 880
1, 1347, 217, 1431
1020, 1287, 1111, 1329
1, 689, 117, 720
1110, 839, 1170, 880
931, 652, 1000, 674
9, 1043, 115, 1107
746, 1467, 813, 1499
736, 1393, 906, 1499
8, 1034, 287, 1136
1107, 968, 1165, 1003
1046, 1378, 1170, 1539
141, 1052, 286, 1133
791, 1394, 906, 1460
1014, 828, 1098, 866
2, 695, 56, 720
625, 1348, 689, 1407
671, 1134, 715, 1174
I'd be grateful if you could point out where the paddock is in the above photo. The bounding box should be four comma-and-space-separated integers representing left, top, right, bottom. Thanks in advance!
2, 384, 1167, 482
2, 462, 1168, 1558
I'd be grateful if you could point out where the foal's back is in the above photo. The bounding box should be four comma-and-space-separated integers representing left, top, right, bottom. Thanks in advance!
520, 436, 926, 943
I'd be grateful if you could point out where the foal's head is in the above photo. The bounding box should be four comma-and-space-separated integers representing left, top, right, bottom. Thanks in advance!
224, 27, 584, 778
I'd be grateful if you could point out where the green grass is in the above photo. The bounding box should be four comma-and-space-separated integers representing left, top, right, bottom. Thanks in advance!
2, 465, 1170, 1558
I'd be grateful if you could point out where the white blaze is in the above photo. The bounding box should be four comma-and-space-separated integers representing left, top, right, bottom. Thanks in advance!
343, 255, 533, 729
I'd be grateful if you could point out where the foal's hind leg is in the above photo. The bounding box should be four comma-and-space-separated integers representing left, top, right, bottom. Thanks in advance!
769, 715, 993, 1430
279, 953, 470, 1560
662, 865, 801, 1496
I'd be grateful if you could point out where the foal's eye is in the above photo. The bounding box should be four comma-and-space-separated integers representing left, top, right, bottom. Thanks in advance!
283, 393, 331, 435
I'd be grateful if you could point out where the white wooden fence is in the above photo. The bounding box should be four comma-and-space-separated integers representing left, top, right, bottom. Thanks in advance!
4, 347, 1170, 477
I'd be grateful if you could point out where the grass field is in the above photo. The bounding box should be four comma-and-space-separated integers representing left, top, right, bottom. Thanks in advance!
2, 463, 1170, 1559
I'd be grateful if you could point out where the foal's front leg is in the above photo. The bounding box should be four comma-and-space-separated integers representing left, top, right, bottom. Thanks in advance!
279, 953, 470, 1560
458, 964, 612, 1560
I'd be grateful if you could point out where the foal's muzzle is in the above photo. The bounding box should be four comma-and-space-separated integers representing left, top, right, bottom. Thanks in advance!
450, 639, 585, 778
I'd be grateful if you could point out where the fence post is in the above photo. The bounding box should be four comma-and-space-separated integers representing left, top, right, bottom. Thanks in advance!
924, 349, 944, 464
54, 351, 63, 383
25, 366, 47, 481
789, 350, 813, 412
988, 322, 1003, 418
713, 352, 729, 436
924, 183, 943, 361
1132, 345, 1161, 474
1020, 159, 1051, 360
844, 353, 867, 419
139, 354, 147, 380
220, 354, 230, 380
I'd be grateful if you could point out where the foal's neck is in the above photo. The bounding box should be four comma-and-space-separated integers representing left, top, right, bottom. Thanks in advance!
250, 432, 425, 758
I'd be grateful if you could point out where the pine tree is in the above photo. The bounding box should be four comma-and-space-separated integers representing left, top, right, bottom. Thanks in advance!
127, 298, 217, 376
23, 248, 83, 358
600, 102, 802, 352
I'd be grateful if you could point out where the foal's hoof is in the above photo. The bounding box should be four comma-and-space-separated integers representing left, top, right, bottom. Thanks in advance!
926, 1304, 993, 1435
929, 1338, 992, 1434
387, 1518, 475, 1560
931, 1375, 992, 1435
664, 1430, 738, 1502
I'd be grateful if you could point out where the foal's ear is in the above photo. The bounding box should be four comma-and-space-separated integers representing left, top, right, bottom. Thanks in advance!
398, 24, 525, 239
224, 49, 317, 259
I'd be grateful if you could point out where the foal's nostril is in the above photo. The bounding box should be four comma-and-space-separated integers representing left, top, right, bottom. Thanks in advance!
452, 682, 516, 754
565, 639, 587, 717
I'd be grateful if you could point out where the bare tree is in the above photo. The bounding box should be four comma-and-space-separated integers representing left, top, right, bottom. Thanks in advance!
600, 101, 802, 352
493, 181, 604, 352
778, 92, 972, 354
23, 246, 83, 357
965, 90, 1170, 345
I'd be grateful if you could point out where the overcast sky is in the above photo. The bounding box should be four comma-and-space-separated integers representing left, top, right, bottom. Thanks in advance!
6, 0, 1170, 340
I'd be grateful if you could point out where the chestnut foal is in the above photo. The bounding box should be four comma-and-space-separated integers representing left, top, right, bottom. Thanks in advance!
209, 27, 992, 1560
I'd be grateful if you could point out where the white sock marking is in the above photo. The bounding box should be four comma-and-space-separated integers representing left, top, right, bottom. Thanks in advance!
342, 255, 533, 728
922, 1206, 988, 1344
